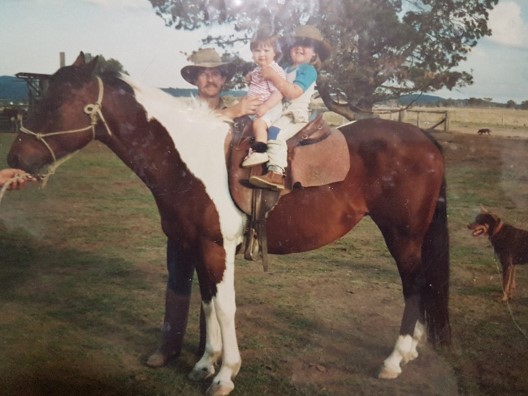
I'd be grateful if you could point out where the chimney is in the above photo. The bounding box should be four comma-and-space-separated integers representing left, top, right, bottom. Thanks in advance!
60, 52, 65, 67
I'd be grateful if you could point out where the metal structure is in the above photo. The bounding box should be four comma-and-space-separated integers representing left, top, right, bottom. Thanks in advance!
15, 72, 50, 108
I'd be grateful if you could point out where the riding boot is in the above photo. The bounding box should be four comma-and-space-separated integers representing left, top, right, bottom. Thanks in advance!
146, 288, 191, 368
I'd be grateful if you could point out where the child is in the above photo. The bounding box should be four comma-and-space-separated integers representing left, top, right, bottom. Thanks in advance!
242, 34, 286, 167
249, 25, 332, 190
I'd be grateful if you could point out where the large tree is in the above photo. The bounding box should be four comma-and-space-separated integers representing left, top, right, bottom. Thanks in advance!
149, 0, 497, 118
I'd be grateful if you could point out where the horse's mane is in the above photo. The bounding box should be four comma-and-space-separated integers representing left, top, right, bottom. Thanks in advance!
116, 74, 225, 127
114, 75, 232, 195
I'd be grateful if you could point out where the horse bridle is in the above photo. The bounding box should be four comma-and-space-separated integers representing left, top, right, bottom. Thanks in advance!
19, 76, 113, 163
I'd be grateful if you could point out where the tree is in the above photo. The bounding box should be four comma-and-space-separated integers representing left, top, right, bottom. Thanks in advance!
148, 0, 497, 119
85, 53, 128, 75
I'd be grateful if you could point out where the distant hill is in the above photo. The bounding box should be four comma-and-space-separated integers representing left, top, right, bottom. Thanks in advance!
0, 77, 245, 104
0, 76, 27, 103
397, 94, 444, 106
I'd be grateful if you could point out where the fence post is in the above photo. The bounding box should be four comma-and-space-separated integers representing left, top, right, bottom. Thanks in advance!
399, 110, 405, 123
444, 111, 450, 131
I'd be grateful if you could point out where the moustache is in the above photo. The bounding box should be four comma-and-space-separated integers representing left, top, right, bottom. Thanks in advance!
204, 83, 219, 89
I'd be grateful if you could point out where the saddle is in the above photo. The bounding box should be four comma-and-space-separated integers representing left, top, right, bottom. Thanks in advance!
227, 115, 350, 269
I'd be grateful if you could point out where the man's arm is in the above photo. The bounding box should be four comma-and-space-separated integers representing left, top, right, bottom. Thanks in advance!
218, 96, 262, 120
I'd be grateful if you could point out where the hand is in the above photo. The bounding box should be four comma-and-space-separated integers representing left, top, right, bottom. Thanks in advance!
0, 168, 36, 190
256, 105, 268, 118
260, 65, 278, 80
240, 96, 262, 116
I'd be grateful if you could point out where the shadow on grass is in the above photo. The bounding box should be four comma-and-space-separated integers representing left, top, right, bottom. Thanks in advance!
0, 222, 209, 396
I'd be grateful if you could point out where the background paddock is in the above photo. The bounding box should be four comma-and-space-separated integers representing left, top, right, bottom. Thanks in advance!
0, 115, 527, 394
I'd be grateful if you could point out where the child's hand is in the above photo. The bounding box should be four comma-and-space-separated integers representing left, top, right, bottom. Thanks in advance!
245, 73, 252, 84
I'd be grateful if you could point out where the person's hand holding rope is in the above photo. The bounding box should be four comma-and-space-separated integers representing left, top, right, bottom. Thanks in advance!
0, 168, 36, 205
0, 168, 35, 190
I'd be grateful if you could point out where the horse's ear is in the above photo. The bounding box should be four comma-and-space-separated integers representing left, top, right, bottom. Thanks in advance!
480, 205, 489, 214
86, 56, 99, 75
73, 52, 86, 67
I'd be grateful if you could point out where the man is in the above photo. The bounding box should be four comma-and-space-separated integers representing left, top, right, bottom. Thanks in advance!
146, 48, 261, 368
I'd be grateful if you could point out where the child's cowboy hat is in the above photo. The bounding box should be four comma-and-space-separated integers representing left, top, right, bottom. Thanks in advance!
282, 25, 332, 62
180, 48, 236, 85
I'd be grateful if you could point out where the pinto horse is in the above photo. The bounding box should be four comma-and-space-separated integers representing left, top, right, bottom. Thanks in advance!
7, 53, 450, 395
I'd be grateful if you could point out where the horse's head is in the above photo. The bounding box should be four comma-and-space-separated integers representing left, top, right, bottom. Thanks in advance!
8, 52, 105, 176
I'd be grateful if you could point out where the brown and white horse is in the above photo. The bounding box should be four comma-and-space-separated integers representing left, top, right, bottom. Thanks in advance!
7, 53, 450, 395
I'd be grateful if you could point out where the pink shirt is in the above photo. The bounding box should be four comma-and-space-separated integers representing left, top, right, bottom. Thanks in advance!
247, 61, 286, 102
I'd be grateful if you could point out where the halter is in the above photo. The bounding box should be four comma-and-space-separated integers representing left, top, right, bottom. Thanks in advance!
19, 76, 113, 163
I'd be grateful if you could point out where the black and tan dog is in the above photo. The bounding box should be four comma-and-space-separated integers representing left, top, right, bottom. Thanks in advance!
468, 207, 528, 301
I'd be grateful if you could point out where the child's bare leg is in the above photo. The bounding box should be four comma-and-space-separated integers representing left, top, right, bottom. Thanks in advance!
242, 118, 269, 167
253, 118, 268, 144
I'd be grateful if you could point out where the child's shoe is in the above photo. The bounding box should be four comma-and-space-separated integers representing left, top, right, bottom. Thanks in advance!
242, 150, 269, 167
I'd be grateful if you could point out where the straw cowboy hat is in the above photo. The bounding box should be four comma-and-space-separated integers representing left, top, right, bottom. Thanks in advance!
180, 48, 236, 85
282, 25, 332, 62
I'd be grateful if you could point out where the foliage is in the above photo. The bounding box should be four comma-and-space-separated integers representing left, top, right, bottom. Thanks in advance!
148, 0, 498, 118
84, 53, 129, 76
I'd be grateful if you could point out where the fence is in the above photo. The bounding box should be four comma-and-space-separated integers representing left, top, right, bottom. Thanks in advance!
0, 114, 18, 132
375, 108, 450, 131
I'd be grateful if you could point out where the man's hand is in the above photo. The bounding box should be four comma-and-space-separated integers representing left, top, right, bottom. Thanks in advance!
256, 104, 269, 118
218, 96, 262, 120
0, 168, 36, 190
241, 96, 263, 115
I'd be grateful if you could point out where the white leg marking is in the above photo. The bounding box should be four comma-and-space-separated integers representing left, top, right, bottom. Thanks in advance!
206, 243, 240, 396
408, 321, 425, 363
379, 321, 424, 379
379, 335, 412, 379
189, 301, 222, 382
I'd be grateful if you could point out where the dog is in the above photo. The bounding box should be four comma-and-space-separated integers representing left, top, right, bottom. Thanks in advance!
467, 206, 528, 301
477, 128, 491, 135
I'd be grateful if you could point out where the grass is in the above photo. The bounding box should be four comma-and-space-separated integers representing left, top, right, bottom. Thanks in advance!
1, 127, 528, 395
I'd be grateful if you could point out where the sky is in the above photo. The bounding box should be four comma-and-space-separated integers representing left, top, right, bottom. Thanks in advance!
1, 0, 527, 104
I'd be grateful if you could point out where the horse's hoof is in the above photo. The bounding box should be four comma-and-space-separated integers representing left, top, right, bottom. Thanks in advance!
206, 380, 234, 396
378, 365, 401, 380
188, 366, 215, 382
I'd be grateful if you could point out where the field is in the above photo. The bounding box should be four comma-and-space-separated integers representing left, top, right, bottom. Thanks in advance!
1, 111, 528, 395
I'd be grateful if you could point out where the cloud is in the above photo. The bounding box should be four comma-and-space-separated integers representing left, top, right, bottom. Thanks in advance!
488, 1, 528, 48
82, 0, 150, 9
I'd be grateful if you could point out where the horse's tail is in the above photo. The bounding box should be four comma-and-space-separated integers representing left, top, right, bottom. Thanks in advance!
421, 177, 451, 346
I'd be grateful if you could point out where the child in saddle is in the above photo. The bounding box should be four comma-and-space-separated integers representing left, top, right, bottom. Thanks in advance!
242, 33, 286, 167
249, 25, 332, 190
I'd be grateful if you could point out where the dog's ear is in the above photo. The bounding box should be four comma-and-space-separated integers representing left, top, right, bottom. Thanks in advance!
480, 205, 489, 214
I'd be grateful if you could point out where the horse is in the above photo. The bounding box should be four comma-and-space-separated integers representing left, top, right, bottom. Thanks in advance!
7, 53, 450, 396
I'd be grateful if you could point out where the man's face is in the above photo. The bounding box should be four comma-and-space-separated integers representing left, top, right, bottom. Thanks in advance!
195, 68, 227, 99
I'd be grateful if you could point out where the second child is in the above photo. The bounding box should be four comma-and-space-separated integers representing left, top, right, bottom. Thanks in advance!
242, 34, 286, 167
